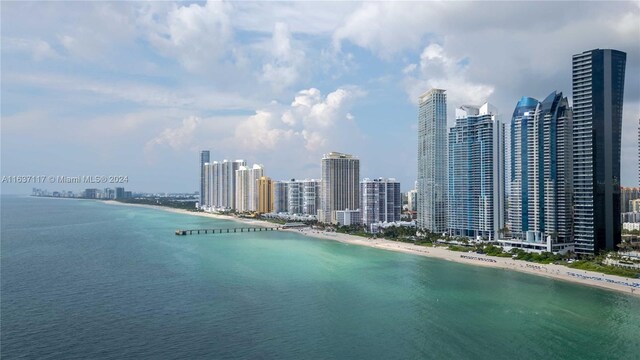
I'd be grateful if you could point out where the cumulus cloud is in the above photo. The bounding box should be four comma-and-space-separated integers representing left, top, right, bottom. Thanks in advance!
140, 1, 233, 72
333, 2, 432, 59
235, 110, 295, 150
260, 22, 306, 92
145, 116, 201, 153
234, 87, 363, 153
403, 43, 494, 112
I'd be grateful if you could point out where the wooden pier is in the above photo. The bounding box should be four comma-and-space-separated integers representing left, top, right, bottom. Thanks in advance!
175, 227, 280, 236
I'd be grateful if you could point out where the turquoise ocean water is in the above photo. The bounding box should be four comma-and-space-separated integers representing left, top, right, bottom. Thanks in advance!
1, 195, 639, 359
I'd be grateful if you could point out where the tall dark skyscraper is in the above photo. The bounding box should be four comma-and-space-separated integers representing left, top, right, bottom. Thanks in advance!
199, 150, 210, 207
572, 49, 626, 255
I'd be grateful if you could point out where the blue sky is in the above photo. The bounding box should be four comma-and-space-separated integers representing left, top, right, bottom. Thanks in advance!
2, 1, 639, 194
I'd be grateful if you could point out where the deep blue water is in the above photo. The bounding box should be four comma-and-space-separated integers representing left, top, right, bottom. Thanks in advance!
2, 196, 639, 359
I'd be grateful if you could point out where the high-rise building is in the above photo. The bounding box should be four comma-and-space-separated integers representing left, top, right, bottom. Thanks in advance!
508, 92, 573, 244
407, 189, 417, 212
200, 150, 210, 207
417, 89, 448, 233
361, 178, 402, 227
302, 179, 321, 216
235, 164, 264, 212
288, 179, 321, 215
257, 176, 273, 214
572, 49, 626, 254
235, 166, 250, 212
319, 152, 360, 223
115, 187, 125, 200
272, 181, 289, 213
203, 162, 213, 209
287, 180, 304, 215
621, 187, 640, 213
221, 160, 246, 210
449, 103, 505, 241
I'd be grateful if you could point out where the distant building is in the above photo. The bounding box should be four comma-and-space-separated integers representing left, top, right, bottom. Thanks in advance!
621, 187, 640, 213
407, 189, 417, 212
115, 187, 125, 199
203, 162, 213, 208
335, 209, 361, 226
319, 152, 360, 223
84, 188, 98, 199
631, 199, 640, 213
449, 103, 505, 241
257, 176, 273, 214
104, 188, 114, 200
272, 181, 289, 213
572, 49, 626, 254
361, 178, 401, 227
200, 150, 210, 207
417, 88, 448, 233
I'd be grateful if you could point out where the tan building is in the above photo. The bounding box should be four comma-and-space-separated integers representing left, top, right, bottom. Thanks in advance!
258, 176, 273, 214
319, 152, 360, 223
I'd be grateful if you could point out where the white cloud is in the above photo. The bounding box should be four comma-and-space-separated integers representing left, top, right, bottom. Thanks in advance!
403, 43, 494, 112
145, 116, 201, 153
3, 37, 59, 60
235, 87, 364, 154
333, 2, 431, 59
260, 22, 306, 92
235, 110, 295, 150
140, 1, 233, 72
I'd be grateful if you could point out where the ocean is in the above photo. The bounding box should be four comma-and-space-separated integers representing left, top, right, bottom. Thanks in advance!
2, 195, 639, 359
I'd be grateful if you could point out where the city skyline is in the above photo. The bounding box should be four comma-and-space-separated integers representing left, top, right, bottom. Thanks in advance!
2, 2, 639, 194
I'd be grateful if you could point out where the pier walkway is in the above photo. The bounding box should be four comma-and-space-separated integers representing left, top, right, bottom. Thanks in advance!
175, 227, 280, 235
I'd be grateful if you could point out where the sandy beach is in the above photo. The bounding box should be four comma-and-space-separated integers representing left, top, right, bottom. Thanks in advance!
104, 201, 640, 296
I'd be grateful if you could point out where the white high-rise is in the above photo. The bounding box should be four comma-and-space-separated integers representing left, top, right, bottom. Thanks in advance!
287, 179, 320, 215
235, 164, 264, 212
417, 89, 448, 233
361, 178, 401, 227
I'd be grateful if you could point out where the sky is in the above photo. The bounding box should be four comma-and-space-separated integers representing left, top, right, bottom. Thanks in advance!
1, 1, 639, 194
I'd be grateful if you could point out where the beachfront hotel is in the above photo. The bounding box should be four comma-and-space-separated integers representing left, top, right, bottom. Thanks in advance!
572, 49, 626, 254
417, 89, 448, 234
319, 152, 360, 224
360, 178, 402, 228
448, 103, 505, 241
507, 92, 573, 247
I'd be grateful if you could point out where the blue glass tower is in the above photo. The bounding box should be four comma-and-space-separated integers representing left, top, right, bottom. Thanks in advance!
508, 97, 538, 239
508, 92, 573, 244
448, 103, 504, 240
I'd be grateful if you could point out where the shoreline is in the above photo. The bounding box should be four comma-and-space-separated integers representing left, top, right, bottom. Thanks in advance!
105, 200, 640, 296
